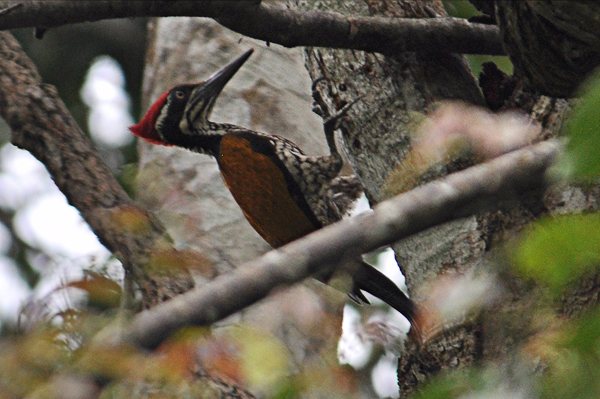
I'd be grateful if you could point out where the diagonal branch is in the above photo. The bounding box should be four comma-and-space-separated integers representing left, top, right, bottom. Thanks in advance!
0, 1, 504, 55
125, 139, 561, 350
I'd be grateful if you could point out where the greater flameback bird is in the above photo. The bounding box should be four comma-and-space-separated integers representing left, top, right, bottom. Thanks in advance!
130, 49, 416, 324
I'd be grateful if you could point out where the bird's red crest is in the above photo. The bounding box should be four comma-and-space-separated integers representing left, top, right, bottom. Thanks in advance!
129, 90, 170, 145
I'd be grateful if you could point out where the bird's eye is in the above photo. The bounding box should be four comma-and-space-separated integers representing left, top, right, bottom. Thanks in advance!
174, 90, 186, 100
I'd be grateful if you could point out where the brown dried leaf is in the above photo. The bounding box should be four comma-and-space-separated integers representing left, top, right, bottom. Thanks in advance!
109, 205, 153, 235
67, 271, 122, 309
147, 248, 214, 278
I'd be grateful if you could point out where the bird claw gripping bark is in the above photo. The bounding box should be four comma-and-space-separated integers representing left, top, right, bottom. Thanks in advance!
311, 77, 363, 154
323, 96, 363, 132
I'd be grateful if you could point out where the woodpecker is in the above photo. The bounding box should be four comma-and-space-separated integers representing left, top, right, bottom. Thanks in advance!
130, 49, 416, 324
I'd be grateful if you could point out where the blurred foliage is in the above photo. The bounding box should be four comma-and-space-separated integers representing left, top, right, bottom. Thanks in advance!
414, 66, 600, 399
513, 213, 600, 293
66, 271, 123, 310
0, 276, 360, 399
514, 70, 600, 293
539, 307, 600, 399
562, 70, 600, 179
413, 366, 519, 399
416, 305, 600, 399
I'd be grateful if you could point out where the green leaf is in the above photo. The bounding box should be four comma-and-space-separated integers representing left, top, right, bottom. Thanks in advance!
442, 0, 479, 18
542, 308, 600, 399
566, 307, 600, 355
513, 213, 600, 292
563, 69, 600, 179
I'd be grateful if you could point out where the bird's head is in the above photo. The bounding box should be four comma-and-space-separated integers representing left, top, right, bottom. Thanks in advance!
129, 49, 254, 146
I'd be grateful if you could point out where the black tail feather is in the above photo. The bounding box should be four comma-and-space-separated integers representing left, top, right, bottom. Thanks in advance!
351, 261, 416, 324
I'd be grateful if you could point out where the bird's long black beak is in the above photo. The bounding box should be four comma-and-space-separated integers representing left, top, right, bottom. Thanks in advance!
201, 49, 253, 97
188, 49, 253, 124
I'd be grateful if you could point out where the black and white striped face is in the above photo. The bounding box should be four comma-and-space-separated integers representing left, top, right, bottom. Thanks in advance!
129, 83, 205, 145
157, 49, 255, 140
130, 49, 254, 146
154, 84, 199, 141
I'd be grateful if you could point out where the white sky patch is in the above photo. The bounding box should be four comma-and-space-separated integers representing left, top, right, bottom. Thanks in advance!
0, 257, 32, 323
14, 193, 109, 259
338, 305, 373, 369
0, 221, 10, 254
0, 144, 110, 261
350, 193, 373, 216
0, 142, 114, 325
377, 248, 407, 291
81, 56, 134, 148
0, 144, 56, 210
371, 354, 400, 399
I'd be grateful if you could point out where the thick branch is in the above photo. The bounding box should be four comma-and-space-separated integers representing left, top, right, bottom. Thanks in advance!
126, 140, 560, 350
0, 31, 194, 309
0, 1, 504, 55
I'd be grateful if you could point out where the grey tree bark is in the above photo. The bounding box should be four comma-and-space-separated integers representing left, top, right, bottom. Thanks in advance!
293, 0, 485, 394
294, 0, 600, 396
3, 0, 600, 398
135, 13, 351, 397
126, 0, 600, 397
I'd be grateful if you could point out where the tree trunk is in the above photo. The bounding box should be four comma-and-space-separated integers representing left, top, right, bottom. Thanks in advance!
133, 1, 600, 397
495, 0, 600, 97
295, 0, 600, 396
293, 0, 485, 393
135, 14, 350, 397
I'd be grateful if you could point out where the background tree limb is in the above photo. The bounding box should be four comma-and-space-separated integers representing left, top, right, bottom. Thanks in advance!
0, 31, 194, 309
0, 0, 504, 55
